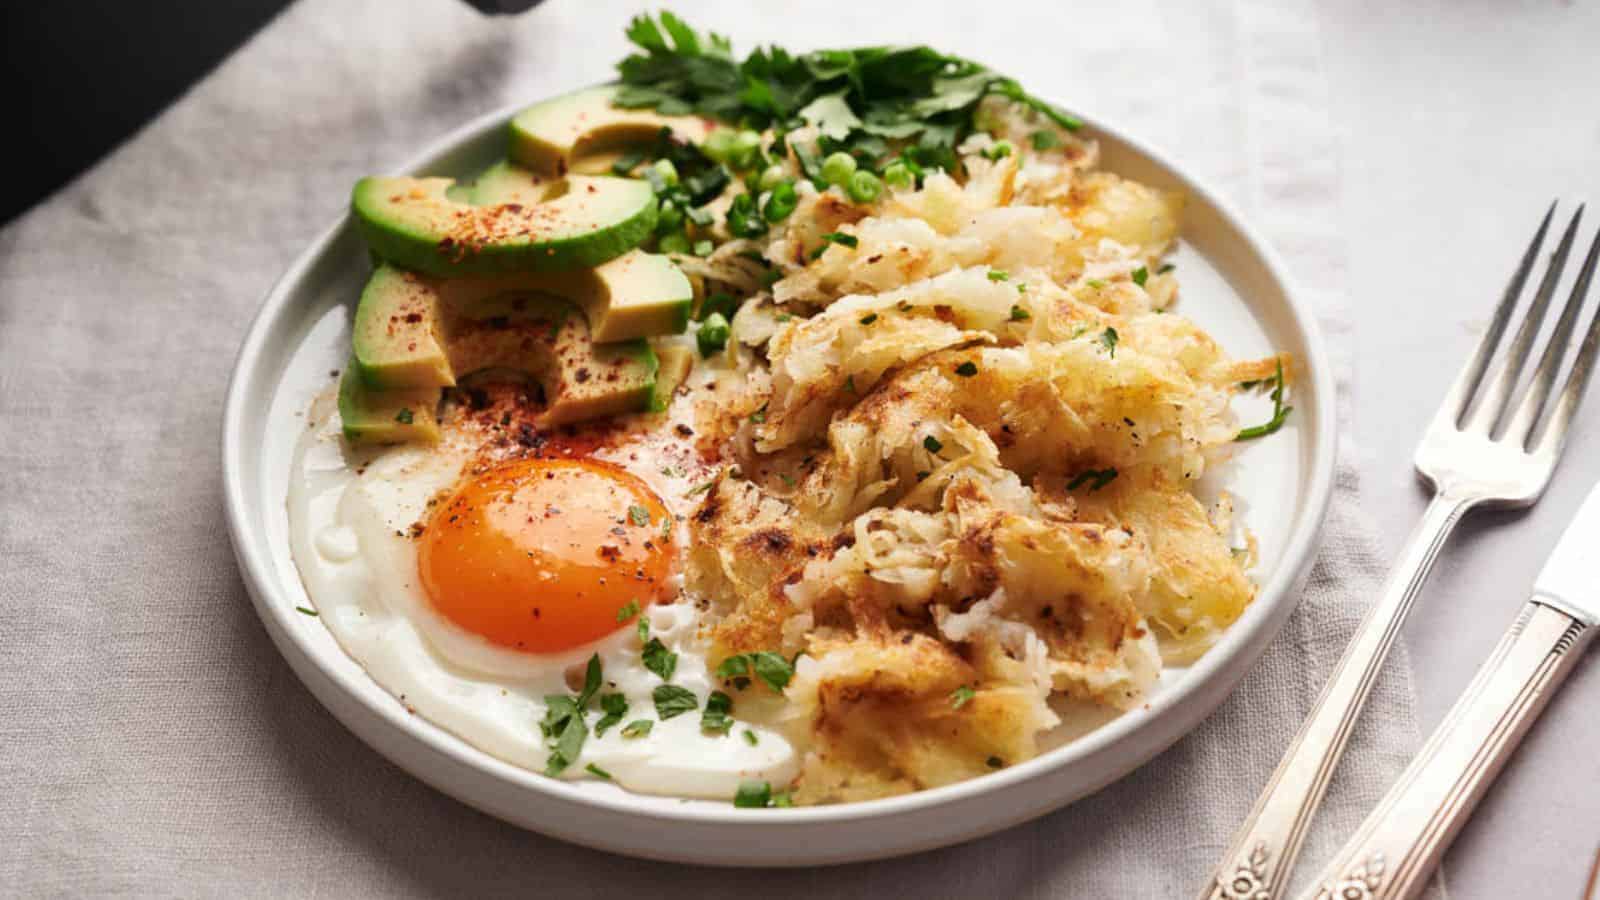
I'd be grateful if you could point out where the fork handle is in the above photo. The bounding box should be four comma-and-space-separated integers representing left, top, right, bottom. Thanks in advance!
1297, 600, 1594, 900
1200, 491, 1474, 900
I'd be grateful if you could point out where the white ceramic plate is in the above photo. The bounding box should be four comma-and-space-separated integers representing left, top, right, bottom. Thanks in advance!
222, 94, 1336, 867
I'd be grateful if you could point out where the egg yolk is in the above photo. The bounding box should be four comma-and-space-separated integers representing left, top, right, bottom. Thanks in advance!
419, 458, 675, 653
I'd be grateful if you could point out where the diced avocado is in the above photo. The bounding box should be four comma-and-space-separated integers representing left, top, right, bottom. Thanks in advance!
338, 366, 440, 444
352, 254, 688, 390
447, 294, 659, 427
649, 343, 694, 412
351, 174, 656, 277
350, 265, 455, 390
509, 85, 710, 177
345, 264, 668, 439
468, 160, 549, 206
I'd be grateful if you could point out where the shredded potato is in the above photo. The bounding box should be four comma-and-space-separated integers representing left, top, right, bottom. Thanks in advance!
682, 100, 1285, 802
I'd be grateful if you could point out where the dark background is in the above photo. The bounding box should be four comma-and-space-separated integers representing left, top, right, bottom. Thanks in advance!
4, 0, 530, 226
5, 1, 294, 226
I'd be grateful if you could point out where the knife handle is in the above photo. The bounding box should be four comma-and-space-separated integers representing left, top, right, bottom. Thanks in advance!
1298, 600, 1594, 900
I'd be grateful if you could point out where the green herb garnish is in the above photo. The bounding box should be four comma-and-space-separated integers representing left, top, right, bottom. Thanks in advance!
987, 269, 1010, 282
621, 719, 654, 739
733, 780, 772, 808
1029, 129, 1061, 150
716, 652, 794, 693
954, 361, 979, 377
923, 435, 944, 455
1132, 266, 1148, 286
652, 684, 699, 720
295, 606, 318, 617
1009, 305, 1030, 321
1237, 359, 1293, 440
1066, 467, 1119, 492
394, 408, 414, 425
628, 504, 651, 527
594, 693, 628, 737
1100, 327, 1119, 358
701, 690, 735, 735
950, 685, 975, 709
642, 638, 678, 682
810, 231, 858, 259
585, 763, 614, 780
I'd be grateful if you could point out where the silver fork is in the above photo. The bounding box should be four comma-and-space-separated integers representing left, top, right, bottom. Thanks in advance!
1200, 202, 1600, 900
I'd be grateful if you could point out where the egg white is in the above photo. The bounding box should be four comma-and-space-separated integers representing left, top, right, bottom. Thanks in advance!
287, 388, 798, 799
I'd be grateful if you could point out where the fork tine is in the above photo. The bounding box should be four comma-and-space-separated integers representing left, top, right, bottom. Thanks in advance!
1532, 225, 1600, 456
1468, 204, 1584, 434
1445, 201, 1556, 427
1507, 217, 1600, 447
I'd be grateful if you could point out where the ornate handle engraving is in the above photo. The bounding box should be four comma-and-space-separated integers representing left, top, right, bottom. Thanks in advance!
1296, 601, 1593, 900
1200, 493, 1473, 900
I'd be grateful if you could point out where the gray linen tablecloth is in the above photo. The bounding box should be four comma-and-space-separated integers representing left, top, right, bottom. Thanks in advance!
4, 0, 1596, 896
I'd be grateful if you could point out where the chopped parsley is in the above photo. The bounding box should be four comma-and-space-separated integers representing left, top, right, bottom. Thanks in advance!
859, 313, 878, 325
950, 685, 976, 709
810, 231, 859, 259
1237, 359, 1293, 440
1100, 327, 1119, 358
1132, 266, 1148, 286
1029, 129, 1061, 150
1157, 263, 1175, 274
701, 690, 735, 735
987, 269, 1010, 282
594, 693, 628, 737
641, 638, 678, 682
652, 684, 699, 720
621, 719, 654, 739
394, 408, 414, 425
923, 435, 944, 455
954, 361, 979, 377
627, 504, 651, 527
585, 763, 614, 780
733, 780, 772, 808
295, 606, 318, 617
716, 651, 795, 693
616, 600, 640, 623
1066, 467, 1119, 492
686, 478, 717, 497
986, 756, 1004, 769
539, 694, 589, 776
749, 403, 768, 424
1086, 278, 1106, 289
844, 375, 857, 393
742, 729, 759, 746
1009, 305, 1030, 321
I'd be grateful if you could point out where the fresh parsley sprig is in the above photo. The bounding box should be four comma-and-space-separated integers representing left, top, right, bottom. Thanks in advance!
615, 12, 1081, 177
1236, 359, 1292, 440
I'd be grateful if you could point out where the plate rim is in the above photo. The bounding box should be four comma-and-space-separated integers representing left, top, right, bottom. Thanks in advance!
221, 91, 1337, 864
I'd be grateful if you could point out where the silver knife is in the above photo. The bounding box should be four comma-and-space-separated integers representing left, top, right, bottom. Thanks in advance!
1297, 480, 1600, 900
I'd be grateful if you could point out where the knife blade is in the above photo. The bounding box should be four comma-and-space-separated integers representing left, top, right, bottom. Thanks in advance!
1533, 479, 1600, 626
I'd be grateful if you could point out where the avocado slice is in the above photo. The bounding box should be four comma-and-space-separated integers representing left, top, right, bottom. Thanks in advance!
509, 85, 710, 176
342, 265, 667, 441
447, 295, 660, 427
338, 365, 440, 444
351, 174, 657, 277
649, 344, 694, 413
352, 256, 688, 389
467, 160, 549, 206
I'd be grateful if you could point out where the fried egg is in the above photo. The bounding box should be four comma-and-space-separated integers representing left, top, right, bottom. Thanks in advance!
287, 378, 798, 798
